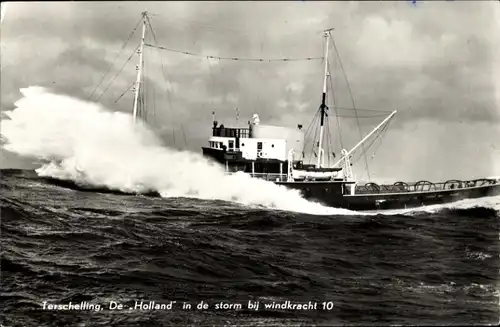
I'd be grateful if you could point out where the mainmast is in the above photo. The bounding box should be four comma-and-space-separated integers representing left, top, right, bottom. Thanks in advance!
132, 12, 147, 125
316, 28, 333, 168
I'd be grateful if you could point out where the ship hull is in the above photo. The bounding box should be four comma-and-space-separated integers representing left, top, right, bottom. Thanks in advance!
33, 173, 500, 212
282, 182, 500, 211
40, 176, 162, 197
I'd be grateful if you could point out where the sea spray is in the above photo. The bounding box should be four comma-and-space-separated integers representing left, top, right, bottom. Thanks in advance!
1, 86, 357, 215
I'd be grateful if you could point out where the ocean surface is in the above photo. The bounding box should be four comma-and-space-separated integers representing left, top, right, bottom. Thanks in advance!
1, 168, 499, 327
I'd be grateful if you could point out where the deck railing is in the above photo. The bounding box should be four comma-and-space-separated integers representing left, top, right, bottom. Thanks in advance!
354, 178, 500, 194
223, 171, 500, 194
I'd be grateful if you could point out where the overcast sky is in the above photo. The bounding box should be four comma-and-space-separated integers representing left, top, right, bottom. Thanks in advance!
1, 1, 499, 182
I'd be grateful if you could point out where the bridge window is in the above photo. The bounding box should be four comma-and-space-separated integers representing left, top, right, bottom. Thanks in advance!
228, 140, 234, 150
257, 142, 262, 150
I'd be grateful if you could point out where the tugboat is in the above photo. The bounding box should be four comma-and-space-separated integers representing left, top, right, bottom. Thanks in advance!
202, 114, 500, 210
199, 29, 500, 210
34, 12, 500, 211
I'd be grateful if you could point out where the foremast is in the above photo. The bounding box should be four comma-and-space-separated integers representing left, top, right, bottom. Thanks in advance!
316, 28, 333, 168
132, 12, 147, 125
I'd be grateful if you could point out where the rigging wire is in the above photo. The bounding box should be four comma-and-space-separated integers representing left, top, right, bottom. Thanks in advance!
329, 33, 371, 181
113, 82, 135, 103
351, 118, 392, 165
210, 57, 228, 121
334, 107, 392, 113
303, 109, 321, 164
146, 13, 250, 35
95, 44, 140, 102
301, 108, 320, 156
144, 43, 323, 62
369, 118, 393, 161
146, 15, 178, 146
335, 113, 395, 118
309, 123, 320, 163
324, 116, 331, 167
87, 16, 143, 101
327, 115, 337, 167
105, 13, 393, 161
327, 56, 344, 151
206, 57, 216, 118
302, 52, 329, 165
181, 125, 188, 147
256, 31, 265, 114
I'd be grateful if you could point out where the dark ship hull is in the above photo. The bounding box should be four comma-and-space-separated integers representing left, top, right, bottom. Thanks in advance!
277, 180, 500, 211
202, 146, 500, 211
40, 176, 162, 198
10, 170, 498, 212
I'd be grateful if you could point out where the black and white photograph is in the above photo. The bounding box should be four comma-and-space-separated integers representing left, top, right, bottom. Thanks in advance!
1, 1, 499, 326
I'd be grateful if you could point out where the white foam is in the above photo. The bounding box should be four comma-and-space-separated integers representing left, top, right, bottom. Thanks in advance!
374, 195, 500, 216
1, 86, 360, 216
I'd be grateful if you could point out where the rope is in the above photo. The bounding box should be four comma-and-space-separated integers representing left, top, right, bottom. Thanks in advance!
302, 109, 320, 148
336, 112, 395, 118
330, 33, 371, 181
326, 57, 344, 151
352, 118, 392, 165
181, 124, 188, 147
87, 16, 143, 101
370, 118, 393, 160
334, 107, 392, 113
206, 58, 216, 116
144, 43, 322, 62
146, 15, 176, 145
95, 44, 140, 102
113, 82, 135, 103
303, 109, 321, 164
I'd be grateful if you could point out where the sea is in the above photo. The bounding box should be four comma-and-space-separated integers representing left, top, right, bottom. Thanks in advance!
1, 87, 500, 326
2, 169, 500, 327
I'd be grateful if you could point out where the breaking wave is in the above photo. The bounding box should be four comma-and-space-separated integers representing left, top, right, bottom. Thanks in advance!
0, 86, 355, 215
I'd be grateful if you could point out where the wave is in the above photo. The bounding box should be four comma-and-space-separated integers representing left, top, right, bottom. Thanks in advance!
373, 195, 500, 216
0, 87, 359, 216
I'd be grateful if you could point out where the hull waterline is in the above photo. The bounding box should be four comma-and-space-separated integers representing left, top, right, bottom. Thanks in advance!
36, 173, 500, 212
